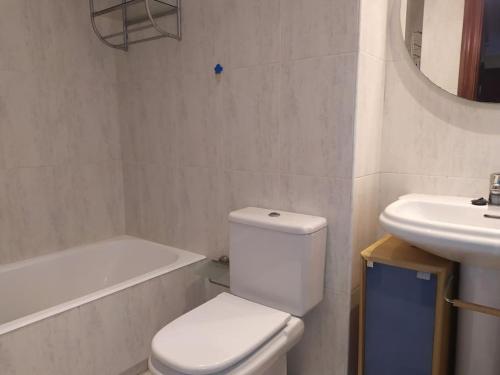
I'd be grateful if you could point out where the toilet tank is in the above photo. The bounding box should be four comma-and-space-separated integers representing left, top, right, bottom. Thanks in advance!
229, 207, 327, 317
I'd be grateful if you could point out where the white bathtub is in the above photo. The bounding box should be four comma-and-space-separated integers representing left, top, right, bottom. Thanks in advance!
0, 236, 205, 335
0, 235, 207, 375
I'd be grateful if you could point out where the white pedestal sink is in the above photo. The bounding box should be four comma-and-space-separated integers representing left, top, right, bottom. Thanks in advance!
380, 194, 500, 375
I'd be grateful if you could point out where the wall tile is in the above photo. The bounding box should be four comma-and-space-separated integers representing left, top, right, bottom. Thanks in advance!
0, 170, 12, 262
353, 53, 385, 178
382, 59, 500, 181
381, 64, 425, 174
278, 174, 330, 216
227, 0, 281, 68
5, 161, 128, 265
67, 83, 122, 164
288, 290, 350, 375
359, 0, 388, 59
382, 85, 452, 176
327, 178, 355, 294
51, 164, 88, 250
278, 175, 353, 294
0, 160, 125, 264
351, 174, 381, 290
0, 1, 35, 73
0, 0, 119, 82
2, 167, 60, 263
120, 37, 177, 85
223, 64, 281, 173
122, 162, 179, 245
174, 72, 224, 169
446, 118, 500, 180
281, 0, 359, 60
224, 170, 280, 213
0, 72, 69, 169
119, 81, 177, 166
280, 55, 356, 178
176, 0, 229, 77
173, 167, 225, 259
78, 161, 125, 243
122, 163, 142, 237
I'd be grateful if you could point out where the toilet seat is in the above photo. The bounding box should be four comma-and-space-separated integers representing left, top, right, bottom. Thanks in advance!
149, 293, 303, 375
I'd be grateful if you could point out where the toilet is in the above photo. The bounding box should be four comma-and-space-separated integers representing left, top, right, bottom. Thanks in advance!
149, 207, 327, 375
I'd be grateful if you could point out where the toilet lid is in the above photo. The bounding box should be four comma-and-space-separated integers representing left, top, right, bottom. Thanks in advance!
151, 292, 291, 375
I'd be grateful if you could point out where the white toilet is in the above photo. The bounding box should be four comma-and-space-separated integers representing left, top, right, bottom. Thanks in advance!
149, 207, 327, 375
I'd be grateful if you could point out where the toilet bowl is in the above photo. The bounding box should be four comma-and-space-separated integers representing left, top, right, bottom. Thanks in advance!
149, 208, 327, 375
149, 293, 304, 375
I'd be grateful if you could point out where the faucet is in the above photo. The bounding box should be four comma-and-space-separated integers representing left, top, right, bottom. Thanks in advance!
489, 173, 500, 206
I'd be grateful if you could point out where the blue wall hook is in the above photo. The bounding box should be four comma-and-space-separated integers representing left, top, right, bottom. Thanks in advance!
214, 64, 224, 75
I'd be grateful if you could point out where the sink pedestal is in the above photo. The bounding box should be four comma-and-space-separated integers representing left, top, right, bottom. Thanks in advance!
456, 265, 500, 375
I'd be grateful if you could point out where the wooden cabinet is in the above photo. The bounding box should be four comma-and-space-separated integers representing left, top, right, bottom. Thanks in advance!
358, 236, 455, 375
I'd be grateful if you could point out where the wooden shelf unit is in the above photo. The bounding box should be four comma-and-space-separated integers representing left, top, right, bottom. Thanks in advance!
358, 235, 456, 375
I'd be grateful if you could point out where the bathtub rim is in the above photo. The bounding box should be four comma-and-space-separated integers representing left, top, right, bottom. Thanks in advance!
0, 235, 206, 336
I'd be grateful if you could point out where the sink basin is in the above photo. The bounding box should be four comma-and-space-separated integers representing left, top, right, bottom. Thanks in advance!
380, 194, 500, 268
381, 194, 500, 375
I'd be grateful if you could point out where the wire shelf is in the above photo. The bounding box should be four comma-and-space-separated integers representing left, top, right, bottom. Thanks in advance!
90, 0, 181, 51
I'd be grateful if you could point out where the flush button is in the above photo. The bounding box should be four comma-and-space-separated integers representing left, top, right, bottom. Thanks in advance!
268, 212, 281, 217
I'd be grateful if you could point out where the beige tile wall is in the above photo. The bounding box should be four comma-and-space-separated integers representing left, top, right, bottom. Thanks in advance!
0, 0, 125, 264
118, 0, 361, 373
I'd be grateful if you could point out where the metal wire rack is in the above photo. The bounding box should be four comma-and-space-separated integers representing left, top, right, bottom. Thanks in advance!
410, 31, 422, 68
89, 0, 181, 51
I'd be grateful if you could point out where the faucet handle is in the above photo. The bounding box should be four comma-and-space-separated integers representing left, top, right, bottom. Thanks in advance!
490, 173, 500, 190
489, 173, 500, 205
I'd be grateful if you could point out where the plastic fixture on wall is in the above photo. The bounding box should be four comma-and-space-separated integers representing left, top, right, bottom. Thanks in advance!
214, 64, 224, 75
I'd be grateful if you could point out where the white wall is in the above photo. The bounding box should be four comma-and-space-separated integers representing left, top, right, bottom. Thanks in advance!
420, 0, 465, 94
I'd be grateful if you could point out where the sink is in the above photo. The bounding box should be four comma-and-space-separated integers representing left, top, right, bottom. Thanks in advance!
380, 194, 500, 269
380, 194, 500, 375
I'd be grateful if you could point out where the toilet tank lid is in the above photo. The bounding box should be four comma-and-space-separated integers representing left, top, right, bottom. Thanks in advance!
229, 207, 327, 235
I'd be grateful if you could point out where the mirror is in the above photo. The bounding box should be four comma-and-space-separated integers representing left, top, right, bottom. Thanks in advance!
401, 0, 500, 103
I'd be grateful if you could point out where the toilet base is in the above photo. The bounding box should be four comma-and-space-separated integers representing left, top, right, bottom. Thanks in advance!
149, 354, 286, 375
259, 356, 286, 375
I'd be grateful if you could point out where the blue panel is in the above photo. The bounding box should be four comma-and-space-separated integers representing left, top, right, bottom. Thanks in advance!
364, 263, 436, 375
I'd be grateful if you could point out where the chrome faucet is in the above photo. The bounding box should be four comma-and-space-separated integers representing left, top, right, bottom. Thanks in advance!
489, 173, 500, 206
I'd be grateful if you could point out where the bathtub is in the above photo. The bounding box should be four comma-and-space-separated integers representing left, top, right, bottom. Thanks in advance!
0, 236, 206, 375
